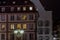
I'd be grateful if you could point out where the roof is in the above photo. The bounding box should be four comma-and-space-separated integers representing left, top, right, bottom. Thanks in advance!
0, 0, 38, 13
0, 0, 34, 6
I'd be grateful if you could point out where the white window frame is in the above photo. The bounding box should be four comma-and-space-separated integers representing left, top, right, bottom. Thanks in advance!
1, 7, 5, 12
0, 15, 6, 22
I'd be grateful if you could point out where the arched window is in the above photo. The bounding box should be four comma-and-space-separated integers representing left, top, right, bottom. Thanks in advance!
45, 20, 49, 26
38, 20, 43, 27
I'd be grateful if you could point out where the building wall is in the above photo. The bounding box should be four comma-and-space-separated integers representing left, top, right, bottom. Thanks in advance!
37, 11, 52, 40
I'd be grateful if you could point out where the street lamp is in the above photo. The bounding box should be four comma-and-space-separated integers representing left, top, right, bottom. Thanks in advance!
53, 37, 57, 40
14, 29, 24, 40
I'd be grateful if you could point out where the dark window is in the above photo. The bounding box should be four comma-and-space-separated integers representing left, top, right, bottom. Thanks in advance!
10, 34, 14, 40
16, 15, 21, 20
10, 7, 14, 12
14, 7, 17, 12
16, 37, 21, 40
1, 34, 5, 40
0, 15, 5, 21
29, 33, 34, 40
44, 28, 49, 34
23, 34, 27, 40
10, 15, 14, 21
45, 20, 49, 26
38, 20, 43, 26
5, 7, 10, 12
29, 24, 33, 30
45, 36, 49, 40
37, 28, 43, 34
29, 14, 33, 20
0, 7, 1, 12
39, 36, 43, 40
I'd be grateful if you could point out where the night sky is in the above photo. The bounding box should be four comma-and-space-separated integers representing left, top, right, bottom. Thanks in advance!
40, 0, 60, 25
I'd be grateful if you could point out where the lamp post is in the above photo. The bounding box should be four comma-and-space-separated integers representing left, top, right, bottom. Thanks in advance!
14, 30, 24, 40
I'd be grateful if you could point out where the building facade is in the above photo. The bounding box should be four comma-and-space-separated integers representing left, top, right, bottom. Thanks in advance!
30, 0, 52, 40
0, 0, 52, 40
0, 0, 38, 40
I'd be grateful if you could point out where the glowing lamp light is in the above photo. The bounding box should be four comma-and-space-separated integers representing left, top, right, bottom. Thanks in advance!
20, 30, 24, 34
53, 37, 56, 40
14, 30, 18, 34
14, 30, 24, 34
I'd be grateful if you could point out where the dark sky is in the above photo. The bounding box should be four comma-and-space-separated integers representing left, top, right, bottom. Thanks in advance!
52, 0, 60, 25
40, 0, 60, 25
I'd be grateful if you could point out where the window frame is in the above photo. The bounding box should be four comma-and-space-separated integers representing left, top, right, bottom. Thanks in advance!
8, 33, 15, 40
44, 28, 50, 34
0, 23, 6, 31
0, 33, 6, 40
0, 15, 6, 22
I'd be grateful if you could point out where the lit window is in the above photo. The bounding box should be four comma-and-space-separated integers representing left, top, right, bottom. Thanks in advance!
23, 7, 26, 11
22, 15, 27, 20
17, 24, 21, 29
13, 1, 15, 4
17, 7, 20, 11
1, 7, 5, 12
10, 24, 14, 30
11, 7, 14, 11
23, 24, 27, 29
1, 24, 6, 30
29, 6, 33, 11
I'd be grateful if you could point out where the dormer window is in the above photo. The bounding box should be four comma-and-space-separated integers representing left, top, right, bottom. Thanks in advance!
13, 1, 16, 4
17, 7, 20, 11
1, 7, 5, 12
3, 1, 6, 4
29, 6, 33, 11
23, 7, 26, 11
24, 1, 28, 3
11, 7, 14, 11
